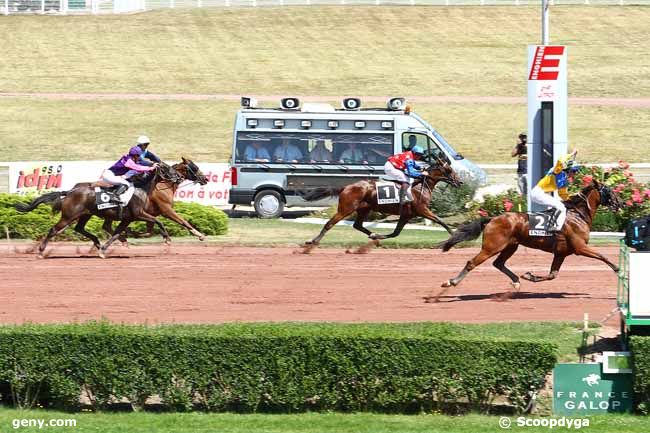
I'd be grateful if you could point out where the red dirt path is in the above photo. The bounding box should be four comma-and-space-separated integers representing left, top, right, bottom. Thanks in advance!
0, 244, 619, 324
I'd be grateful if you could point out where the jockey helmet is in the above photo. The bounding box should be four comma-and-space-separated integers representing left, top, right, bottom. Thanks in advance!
411, 145, 425, 155
137, 135, 150, 146
128, 146, 143, 157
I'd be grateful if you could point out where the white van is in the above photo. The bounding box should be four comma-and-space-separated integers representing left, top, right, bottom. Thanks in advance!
229, 97, 487, 217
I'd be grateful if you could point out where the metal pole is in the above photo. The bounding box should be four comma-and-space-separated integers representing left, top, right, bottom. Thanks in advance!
542, 0, 549, 45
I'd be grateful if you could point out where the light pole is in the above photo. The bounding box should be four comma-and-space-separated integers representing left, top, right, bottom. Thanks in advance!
542, 0, 550, 45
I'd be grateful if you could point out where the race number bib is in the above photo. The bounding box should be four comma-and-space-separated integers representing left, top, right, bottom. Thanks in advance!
376, 182, 400, 205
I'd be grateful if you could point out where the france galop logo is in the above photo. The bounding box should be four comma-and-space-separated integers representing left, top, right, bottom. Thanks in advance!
582, 374, 600, 387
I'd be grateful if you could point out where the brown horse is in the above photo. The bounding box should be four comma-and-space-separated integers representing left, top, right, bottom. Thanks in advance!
301, 163, 462, 250
100, 158, 209, 241
436, 180, 622, 300
15, 164, 182, 258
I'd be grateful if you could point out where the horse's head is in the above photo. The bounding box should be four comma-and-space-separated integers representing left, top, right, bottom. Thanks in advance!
592, 179, 622, 212
156, 163, 184, 185
425, 161, 462, 187
177, 157, 208, 185
574, 179, 622, 215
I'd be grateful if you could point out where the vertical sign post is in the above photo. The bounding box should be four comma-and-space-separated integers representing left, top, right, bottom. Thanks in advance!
526, 45, 568, 212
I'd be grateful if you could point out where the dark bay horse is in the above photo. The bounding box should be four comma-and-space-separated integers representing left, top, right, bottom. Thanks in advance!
101, 158, 209, 241
15, 164, 181, 258
301, 163, 461, 251
436, 180, 622, 300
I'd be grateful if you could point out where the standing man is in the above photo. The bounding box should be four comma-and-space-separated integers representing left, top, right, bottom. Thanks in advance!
511, 132, 528, 196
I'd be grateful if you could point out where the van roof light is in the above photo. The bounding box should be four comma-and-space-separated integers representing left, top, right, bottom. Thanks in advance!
387, 97, 406, 110
281, 97, 300, 110
241, 97, 258, 108
342, 98, 361, 110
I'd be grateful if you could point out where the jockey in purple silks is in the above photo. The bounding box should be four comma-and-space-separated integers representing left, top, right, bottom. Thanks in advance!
101, 146, 158, 206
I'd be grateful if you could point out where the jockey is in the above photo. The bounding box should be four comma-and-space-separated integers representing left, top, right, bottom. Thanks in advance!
530, 149, 579, 232
133, 135, 161, 167
384, 145, 426, 206
101, 146, 158, 206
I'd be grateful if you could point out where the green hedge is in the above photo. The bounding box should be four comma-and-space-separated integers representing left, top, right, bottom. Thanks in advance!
0, 193, 227, 240
630, 336, 650, 414
0, 323, 556, 413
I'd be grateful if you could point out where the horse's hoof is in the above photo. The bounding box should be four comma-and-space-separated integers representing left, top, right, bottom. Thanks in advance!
304, 240, 314, 245
520, 272, 534, 282
511, 282, 521, 291
441, 280, 453, 288
164, 239, 171, 246
198, 235, 206, 242
37, 253, 45, 259
98, 250, 107, 259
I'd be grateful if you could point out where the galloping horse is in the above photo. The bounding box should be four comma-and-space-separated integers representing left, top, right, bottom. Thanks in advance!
436, 179, 622, 300
15, 164, 182, 258
100, 158, 209, 241
301, 162, 461, 250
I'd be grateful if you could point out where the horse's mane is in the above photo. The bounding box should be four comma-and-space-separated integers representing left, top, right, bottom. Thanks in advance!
564, 184, 597, 207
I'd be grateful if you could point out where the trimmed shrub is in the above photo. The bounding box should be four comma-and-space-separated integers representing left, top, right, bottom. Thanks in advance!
0, 193, 227, 240
429, 181, 479, 218
630, 336, 650, 414
0, 323, 557, 414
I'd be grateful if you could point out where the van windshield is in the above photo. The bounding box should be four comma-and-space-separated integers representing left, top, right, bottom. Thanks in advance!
410, 113, 463, 160
234, 132, 393, 165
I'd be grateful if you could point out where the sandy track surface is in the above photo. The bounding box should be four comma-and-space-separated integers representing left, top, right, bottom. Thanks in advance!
0, 244, 619, 325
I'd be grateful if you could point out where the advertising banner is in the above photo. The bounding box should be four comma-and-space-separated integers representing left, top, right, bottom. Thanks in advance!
8, 161, 232, 206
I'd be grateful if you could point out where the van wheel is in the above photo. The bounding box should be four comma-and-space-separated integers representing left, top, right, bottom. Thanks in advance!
254, 190, 285, 218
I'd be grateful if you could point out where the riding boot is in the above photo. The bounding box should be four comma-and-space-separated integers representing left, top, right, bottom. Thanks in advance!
398, 183, 409, 216
112, 184, 128, 202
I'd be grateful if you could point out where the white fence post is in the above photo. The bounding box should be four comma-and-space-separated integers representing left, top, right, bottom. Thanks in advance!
197, 0, 202, 6
4, 0, 8, 15
41, 0, 45, 13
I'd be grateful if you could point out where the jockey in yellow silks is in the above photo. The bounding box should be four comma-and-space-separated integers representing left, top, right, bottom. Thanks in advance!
529, 149, 579, 232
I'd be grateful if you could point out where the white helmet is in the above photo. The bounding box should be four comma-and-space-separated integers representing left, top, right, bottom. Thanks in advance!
137, 135, 150, 146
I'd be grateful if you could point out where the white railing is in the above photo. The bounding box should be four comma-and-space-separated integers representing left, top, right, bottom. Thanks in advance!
0, 0, 643, 15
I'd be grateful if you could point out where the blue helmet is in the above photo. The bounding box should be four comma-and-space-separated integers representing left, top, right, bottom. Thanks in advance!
411, 145, 425, 155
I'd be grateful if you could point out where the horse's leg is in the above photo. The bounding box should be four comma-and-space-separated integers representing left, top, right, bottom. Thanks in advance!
138, 211, 171, 244
158, 205, 205, 240
74, 214, 101, 251
99, 219, 132, 258
371, 214, 409, 240
493, 244, 521, 289
102, 218, 128, 247
521, 254, 566, 282
352, 207, 372, 237
490, 244, 522, 301
37, 218, 75, 258
573, 244, 619, 272
305, 206, 356, 246
435, 242, 506, 301
419, 207, 453, 235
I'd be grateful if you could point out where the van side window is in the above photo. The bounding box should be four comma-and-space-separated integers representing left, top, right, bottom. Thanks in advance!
236, 132, 393, 166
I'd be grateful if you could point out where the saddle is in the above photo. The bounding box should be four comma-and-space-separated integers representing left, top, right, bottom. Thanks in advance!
93, 184, 125, 210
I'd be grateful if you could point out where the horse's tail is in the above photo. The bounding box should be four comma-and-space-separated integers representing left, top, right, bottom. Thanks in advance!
439, 217, 493, 252
302, 187, 343, 202
14, 191, 66, 213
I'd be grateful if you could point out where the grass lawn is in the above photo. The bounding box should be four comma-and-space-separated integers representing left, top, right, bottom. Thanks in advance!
1, 98, 649, 163
2, 6, 650, 98
0, 409, 647, 433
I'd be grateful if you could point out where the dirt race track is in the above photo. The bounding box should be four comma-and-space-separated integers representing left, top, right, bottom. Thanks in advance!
0, 244, 620, 324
